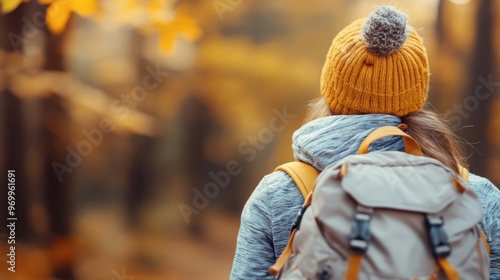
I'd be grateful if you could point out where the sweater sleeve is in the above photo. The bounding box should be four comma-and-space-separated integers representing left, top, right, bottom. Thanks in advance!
470, 175, 500, 280
481, 180, 500, 280
230, 176, 276, 280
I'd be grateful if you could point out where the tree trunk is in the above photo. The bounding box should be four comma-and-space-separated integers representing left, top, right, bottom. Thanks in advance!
460, 0, 495, 176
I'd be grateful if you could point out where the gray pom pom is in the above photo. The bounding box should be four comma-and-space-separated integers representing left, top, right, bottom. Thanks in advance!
362, 6, 409, 56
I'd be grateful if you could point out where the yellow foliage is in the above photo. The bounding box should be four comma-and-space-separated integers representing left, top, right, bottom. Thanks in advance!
41, 0, 97, 34
147, 0, 174, 25
2, 0, 200, 52
45, 3, 71, 34
104, 0, 201, 52
70, 0, 97, 16
120, 0, 201, 52
0, 0, 27, 13
159, 13, 202, 52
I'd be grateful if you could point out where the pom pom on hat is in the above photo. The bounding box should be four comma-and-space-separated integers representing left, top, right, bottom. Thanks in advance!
362, 6, 409, 56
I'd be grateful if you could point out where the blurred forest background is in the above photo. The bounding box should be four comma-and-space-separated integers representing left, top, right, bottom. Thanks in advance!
0, 0, 499, 279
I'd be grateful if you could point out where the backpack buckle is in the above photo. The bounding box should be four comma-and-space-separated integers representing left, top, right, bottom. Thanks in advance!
426, 216, 451, 258
349, 210, 372, 254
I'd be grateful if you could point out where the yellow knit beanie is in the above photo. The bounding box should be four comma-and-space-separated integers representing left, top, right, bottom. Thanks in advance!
320, 6, 429, 116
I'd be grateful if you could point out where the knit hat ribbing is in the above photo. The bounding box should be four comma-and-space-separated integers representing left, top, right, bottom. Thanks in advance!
320, 6, 429, 117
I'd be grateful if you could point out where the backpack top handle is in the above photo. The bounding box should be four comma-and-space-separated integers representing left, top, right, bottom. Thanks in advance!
357, 126, 423, 156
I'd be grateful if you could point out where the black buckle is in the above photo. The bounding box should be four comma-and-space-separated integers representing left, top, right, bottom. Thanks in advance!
291, 205, 308, 232
426, 216, 451, 258
349, 211, 372, 254
318, 265, 333, 280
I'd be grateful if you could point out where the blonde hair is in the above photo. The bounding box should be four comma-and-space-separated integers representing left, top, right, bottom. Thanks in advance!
305, 97, 467, 174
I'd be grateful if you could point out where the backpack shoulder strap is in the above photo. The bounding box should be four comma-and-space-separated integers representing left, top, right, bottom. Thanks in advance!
275, 161, 319, 199
268, 162, 318, 276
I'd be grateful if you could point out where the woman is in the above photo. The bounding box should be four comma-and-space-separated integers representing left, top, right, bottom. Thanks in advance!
230, 6, 499, 279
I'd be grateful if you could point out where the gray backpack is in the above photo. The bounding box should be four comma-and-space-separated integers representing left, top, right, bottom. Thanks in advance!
269, 126, 490, 280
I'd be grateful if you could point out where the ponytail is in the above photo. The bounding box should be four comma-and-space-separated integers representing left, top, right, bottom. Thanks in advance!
401, 110, 468, 174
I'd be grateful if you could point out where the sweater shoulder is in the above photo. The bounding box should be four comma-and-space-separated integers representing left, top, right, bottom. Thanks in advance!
245, 171, 302, 204
260, 170, 305, 211
468, 173, 500, 204
242, 171, 300, 218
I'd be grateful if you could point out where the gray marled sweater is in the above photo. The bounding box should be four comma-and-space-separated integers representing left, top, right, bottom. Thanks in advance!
230, 114, 500, 279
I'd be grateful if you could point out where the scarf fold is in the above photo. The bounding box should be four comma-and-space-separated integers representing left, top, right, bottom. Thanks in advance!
292, 114, 405, 171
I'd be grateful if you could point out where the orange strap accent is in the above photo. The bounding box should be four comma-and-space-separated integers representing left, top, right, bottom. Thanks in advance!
344, 254, 364, 280
338, 163, 348, 179
268, 193, 314, 276
452, 177, 467, 194
437, 258, 460, 280
275, 162, 319, 199
358, 126, 423, 156
269, 229, 297, 276
480, 230, 490, 255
